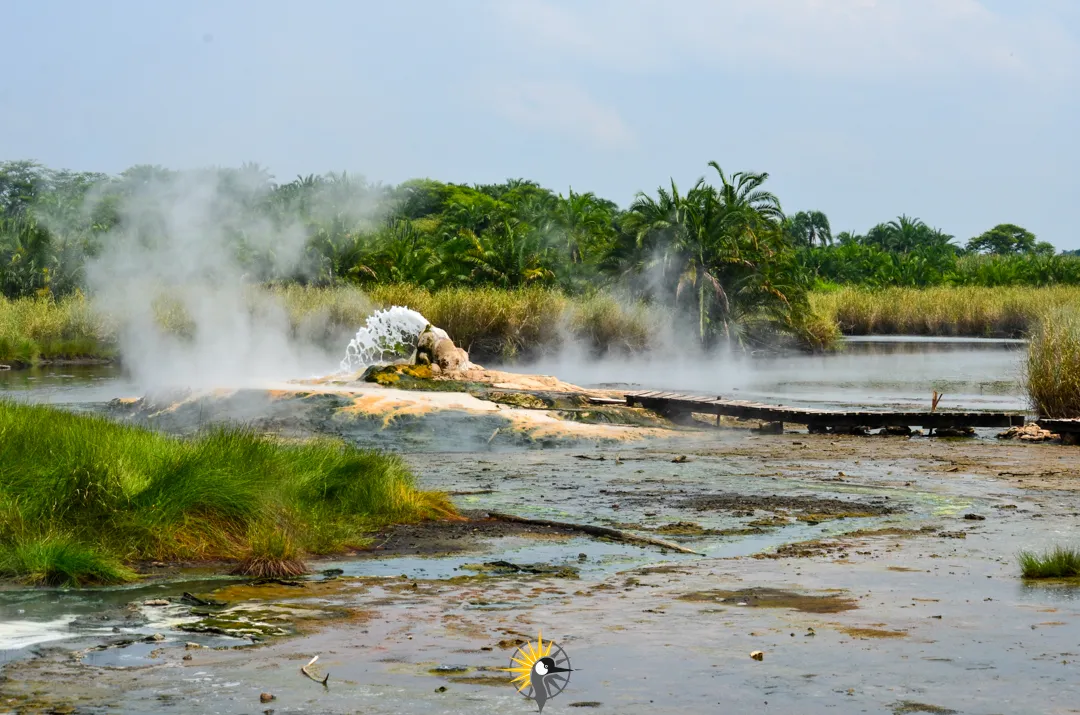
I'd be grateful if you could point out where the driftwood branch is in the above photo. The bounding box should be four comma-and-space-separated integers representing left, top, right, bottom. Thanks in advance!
301, 655, 329, 686
486, 512, 702, 555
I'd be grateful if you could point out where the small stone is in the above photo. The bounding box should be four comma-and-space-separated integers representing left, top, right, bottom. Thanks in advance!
185, 642, 201, 649
146, 633, 166, 642
963, 513, 986, 521
143, 599, 170, 606
183, 654, 192, 661
260, 693, 275, 703
435, 686, 448, 693
750, 650, 764, 661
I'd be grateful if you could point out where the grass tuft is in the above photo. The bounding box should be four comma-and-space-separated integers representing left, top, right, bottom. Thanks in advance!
232, 528, 310, 579
0, 400, 454, 586
1018, 546, 1080, 579
0, 535, 137, 587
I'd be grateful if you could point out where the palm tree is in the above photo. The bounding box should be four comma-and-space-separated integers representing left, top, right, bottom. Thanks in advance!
785, 210, 832, 247
623, 162, 796, 348
552, 189, 613, 264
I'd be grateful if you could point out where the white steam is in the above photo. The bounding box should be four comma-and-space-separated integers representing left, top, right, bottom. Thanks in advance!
83, 169, 354, 389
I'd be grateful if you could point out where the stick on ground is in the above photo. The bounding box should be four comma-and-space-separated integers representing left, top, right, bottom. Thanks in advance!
301, 655, 329, 686
485, 512, 702, 555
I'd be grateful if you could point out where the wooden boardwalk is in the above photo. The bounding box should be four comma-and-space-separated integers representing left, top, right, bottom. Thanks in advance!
625, 390, 1025, 430
1035, 418, 1080, 435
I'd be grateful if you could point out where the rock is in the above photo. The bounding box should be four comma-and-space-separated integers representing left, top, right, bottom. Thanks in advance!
998, 424, 1057, 442
185, 642, 201, 649
829, 426, 869, 436
145, 633, 166, 642
429, 363, 442, 376
750, 650, 764, 661
877, 425, 912, 436
183, 654, 192, 661
260, 693, 275, 703
963, 513, 986, 521
933, 426, 975, 438
143, 599, 170, 606
755, 421, 784, 435
433, 338, 469, 371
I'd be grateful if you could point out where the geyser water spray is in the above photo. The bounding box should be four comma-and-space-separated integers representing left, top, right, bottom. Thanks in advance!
339, 306, 446, 372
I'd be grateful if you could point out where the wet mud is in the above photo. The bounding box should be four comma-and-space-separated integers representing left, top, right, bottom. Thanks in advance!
5, 384, 1080, 713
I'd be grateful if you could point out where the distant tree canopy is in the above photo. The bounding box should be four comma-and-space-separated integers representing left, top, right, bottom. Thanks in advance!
966, 223, 1053, 256
2, 159, 1078, 347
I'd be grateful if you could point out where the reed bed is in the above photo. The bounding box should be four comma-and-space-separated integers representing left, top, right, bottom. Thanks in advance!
810, 286, 1080, 337
1025, 310, 1080, 418
1, 285, 661, 364
0, 401, 454, 586
0, 292, 117, 364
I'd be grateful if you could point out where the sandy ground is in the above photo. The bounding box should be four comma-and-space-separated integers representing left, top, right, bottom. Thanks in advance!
2, 422, 1079, 714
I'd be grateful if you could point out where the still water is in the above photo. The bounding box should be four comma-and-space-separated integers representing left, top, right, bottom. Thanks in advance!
516, 336, 1029, 412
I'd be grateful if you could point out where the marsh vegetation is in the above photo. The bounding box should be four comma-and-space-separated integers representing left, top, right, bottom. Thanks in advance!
0, 401, 454, 585
4, 160, 1077, 364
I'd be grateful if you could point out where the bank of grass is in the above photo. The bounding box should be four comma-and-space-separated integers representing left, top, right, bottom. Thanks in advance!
1018, 546, 1080, 579
0, 400, 455, 586
0, 292, 117, 364
810, 286, 1080, 337
1025, 310, 1080, 418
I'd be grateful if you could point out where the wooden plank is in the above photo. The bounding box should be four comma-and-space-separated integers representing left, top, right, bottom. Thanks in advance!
622, 389, 1023, 429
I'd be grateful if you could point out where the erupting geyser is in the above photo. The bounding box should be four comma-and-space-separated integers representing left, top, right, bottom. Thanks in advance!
339, 306, 450, 373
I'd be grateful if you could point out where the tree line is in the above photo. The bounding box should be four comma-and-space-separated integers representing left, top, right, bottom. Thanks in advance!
1, 159, 1077, 348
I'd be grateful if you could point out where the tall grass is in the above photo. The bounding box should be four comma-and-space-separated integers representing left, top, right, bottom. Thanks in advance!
811, 286, 1080, 337
1, 284, 662, 365
1025, 310, 1080, 418
0, 401, 454, 585
0, 292, 116, 364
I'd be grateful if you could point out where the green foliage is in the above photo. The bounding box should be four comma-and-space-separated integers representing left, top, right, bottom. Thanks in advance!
2, 159, 1073, 354
966, 223, 1038, 255
0, 400, 454, 585
0, 535, 136, 587
1018, 546, 1080, 579
784, 210, 832, 248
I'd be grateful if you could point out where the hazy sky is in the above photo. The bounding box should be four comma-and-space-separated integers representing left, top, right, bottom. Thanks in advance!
4, 1, 1079, 248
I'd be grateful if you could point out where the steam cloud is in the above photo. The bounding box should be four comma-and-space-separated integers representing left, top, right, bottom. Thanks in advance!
83, 169, 361, 390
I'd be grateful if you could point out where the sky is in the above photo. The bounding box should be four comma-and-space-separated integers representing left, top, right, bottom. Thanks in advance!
3, 0, 1079, 248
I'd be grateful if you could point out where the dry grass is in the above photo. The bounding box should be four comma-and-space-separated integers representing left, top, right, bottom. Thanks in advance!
810, 286, 1080, 337
0, 292, 116, 363
2, 285, 662, 364
277, 284, 660, 361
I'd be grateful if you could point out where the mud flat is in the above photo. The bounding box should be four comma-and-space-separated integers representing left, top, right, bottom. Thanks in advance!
3, 379, 1080, 713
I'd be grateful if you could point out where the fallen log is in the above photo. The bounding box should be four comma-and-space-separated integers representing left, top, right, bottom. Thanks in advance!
485, 511, 702, 556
